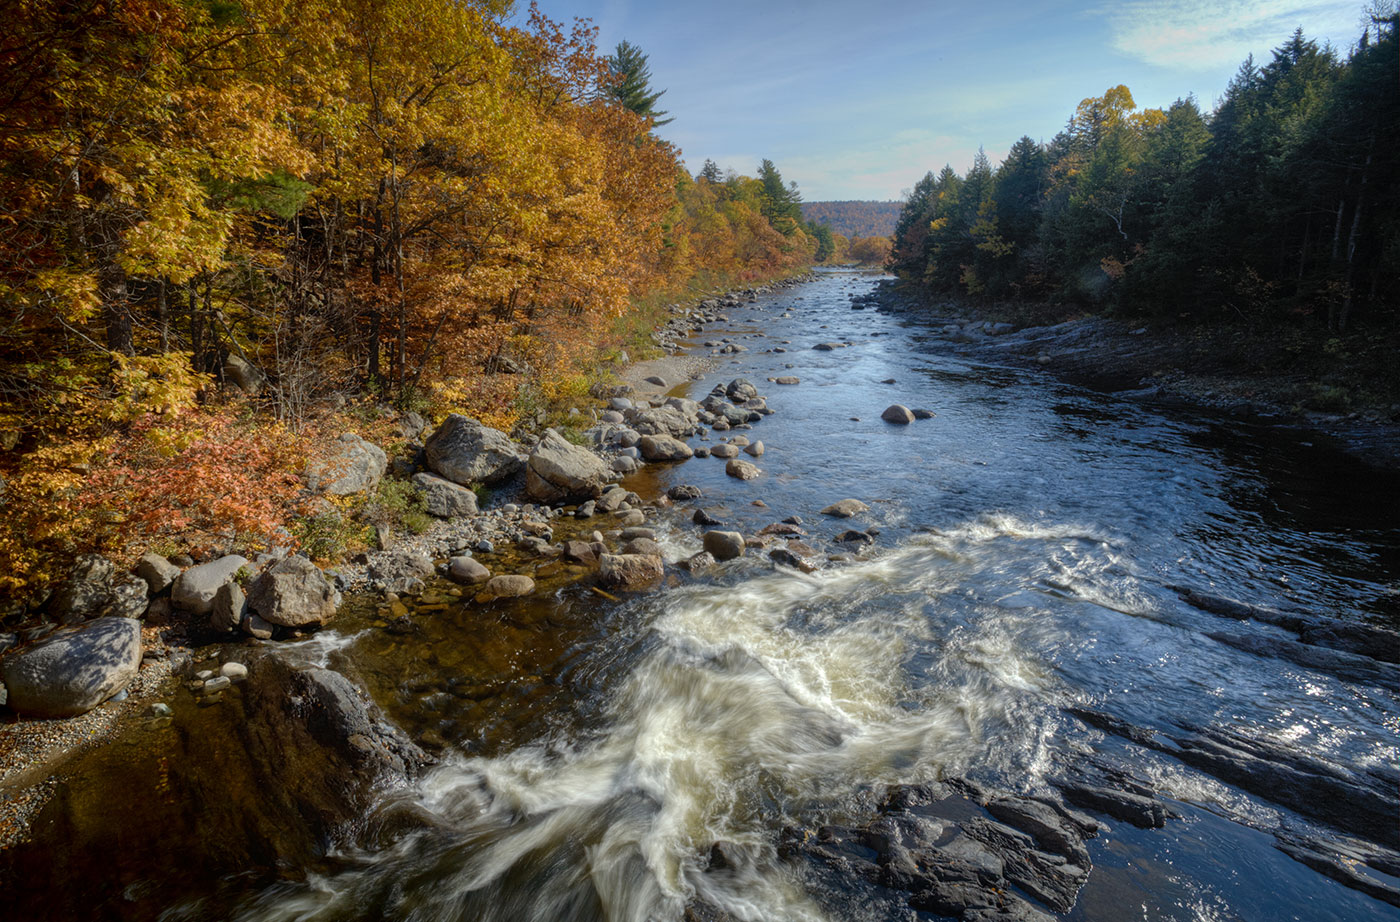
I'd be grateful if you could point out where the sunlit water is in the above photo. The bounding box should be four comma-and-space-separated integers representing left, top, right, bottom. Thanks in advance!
17, 271, 1400, 921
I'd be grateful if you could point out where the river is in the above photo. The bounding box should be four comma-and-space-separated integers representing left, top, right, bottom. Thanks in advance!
6, 269, 1398, 921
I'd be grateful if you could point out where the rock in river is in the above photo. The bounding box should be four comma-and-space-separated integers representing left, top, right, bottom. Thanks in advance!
598, 553, 665, 589
881, 404, 915, 424
725, 458, 761, 480
447, 556, 491, 585
247, 556, 340, 628
702, 531, 745, 561
638, 434, 694, 462
475, 575, 535, 602
0, 617, 142, 717
821, 499, 868, 518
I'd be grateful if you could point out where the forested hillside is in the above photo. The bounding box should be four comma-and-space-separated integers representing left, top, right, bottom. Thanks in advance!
0, 0, 816, 593
890, 20, 1397, 342
801, 201, 901, 239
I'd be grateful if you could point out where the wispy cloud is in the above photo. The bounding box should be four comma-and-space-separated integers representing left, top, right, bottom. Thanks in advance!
1105, 0, 1361, 70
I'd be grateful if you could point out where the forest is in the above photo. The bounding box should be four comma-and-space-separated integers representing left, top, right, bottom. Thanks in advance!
0, 0, 817, 596
801, 200, 901, 240
889, 18, 1397, 356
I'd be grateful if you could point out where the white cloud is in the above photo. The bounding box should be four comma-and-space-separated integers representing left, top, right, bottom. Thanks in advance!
1105, 0, 1362, 70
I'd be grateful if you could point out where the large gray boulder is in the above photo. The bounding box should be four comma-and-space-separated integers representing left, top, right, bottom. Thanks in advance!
425, 415, 524, 486
525, 429, 612, 504
306, 433, 388, 495
172, 555, 248, 615
247, 556, 340, 628
412, 472, 479, 518
627, 405, 699, 438
1, 617, 142, 717
638, 434, 694, 462
134, 552, 181, 595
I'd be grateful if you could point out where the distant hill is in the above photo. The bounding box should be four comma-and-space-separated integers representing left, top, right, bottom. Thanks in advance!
801, 200, 901, 239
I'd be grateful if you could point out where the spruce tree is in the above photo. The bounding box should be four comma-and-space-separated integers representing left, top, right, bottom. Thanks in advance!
606, 40, 672, 127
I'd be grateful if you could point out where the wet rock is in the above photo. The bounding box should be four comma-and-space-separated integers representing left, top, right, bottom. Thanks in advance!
1054, 782, 1166, 829
679, 551, 717, 573
881, 405, 915, 424
693, 507, 724, 526
135, 552, 182, 595
912, 408, 936, 420
813, 342, 843, 351
821, 499, 868, 518
526, 429, 611, 504
759, 522, 805, 537
710, 443, 740, 459
638, 434, 694, 462
837, 530, 875, 544
305, 433, 388, 495
424, 414, 524, 486
774, 376, 800, 385
725, 378, 759, 401
210, 581, 247, 633
725, 458, 761, 481
219, 662, 248, 681
412, 472, 480, 518
242, 613, 274, 639
247, 556, 340, 628
623, 537, 663, 556
702, 531, 745, 561
562, 541, 599, 566
1275, 833, 1400, 908
743, 440, 764, 457
475, 575, 535, 602
447, 556, 491, 584
0, 617, 142, 718
770, 547, 818, 573
367, 550, 435, 595
172, 555, 249, 615
598, 553, 665, 589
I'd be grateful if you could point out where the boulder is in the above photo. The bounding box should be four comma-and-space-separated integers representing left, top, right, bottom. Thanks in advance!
447, 556, 491, 584
424, 414, 524, 486
475, 575, 535, 602
172, 555, 248, 615
627, 405, 699, 438
306, 433, 388, 495
725, 458, 761, 481
693, 507, 724, 526
367, 550, 435, 594
725, 378, 759, 401
710, 443, 740, 459
881, 404, 915, 424
702, 531, 745, 561
598, 553, 665, 589
770, 547, 818, 573
679, 551, 717, 573
623, 537, 663, 556
638, 434, 694, 462
49, 554, 116, 624
247, 556, 340, 628
744, 441, 765, 457
668, 484, 703, 501
211, 581, 247, 633
912, 408, 936, 420
0, 617, 142, 718
412, 472, 479, 518
526, 429, 612, 504
135, 552, 181, 595
222, 354, 265, 395
821, 499, 868, 518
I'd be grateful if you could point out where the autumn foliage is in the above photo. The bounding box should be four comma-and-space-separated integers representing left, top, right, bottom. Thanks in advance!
0, 0, 814, 598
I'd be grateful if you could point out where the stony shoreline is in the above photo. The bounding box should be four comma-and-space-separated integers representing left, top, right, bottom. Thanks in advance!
0, 275, 823, 847
862, 281, 1400, 470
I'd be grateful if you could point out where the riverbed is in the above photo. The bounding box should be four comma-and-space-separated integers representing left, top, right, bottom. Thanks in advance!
4, 269, 1397, 921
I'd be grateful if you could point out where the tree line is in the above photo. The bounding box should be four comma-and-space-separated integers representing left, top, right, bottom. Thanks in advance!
0, 0, 816, 594
889, 15, 1397, 335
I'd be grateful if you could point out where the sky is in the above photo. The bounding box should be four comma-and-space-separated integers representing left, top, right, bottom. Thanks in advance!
517, 0, 1372, 202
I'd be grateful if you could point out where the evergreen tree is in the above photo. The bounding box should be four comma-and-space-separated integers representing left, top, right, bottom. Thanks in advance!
606, 40, 672, 127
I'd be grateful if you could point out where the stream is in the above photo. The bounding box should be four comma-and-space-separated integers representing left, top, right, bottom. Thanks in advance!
5, 269, 1398, 921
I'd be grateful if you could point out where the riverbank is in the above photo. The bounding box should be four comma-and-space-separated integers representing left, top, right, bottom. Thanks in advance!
0, 275, 804, 850
863, 280, 1400, 469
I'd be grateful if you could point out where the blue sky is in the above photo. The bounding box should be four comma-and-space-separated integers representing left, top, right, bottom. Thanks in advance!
519, 0, 1370, 202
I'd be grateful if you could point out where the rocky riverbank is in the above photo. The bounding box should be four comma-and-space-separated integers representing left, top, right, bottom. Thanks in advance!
862, 282, 1400, 470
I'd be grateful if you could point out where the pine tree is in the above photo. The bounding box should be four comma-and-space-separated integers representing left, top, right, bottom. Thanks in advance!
606, 40, 672, 127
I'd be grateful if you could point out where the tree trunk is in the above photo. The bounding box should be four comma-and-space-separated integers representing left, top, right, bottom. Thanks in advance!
1339, 153, 1371, 333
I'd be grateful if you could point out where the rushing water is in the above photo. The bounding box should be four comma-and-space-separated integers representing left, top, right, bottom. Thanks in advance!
10, 270, 1400, 921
